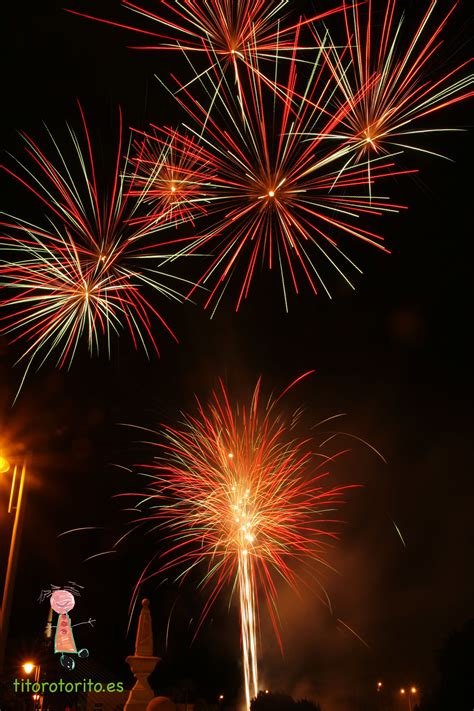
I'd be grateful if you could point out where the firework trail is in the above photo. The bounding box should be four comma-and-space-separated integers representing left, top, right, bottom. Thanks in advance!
159, 31, 414, 312
0, 105, 189, 395
125, 374, 357, 709
306, 0, 474, 181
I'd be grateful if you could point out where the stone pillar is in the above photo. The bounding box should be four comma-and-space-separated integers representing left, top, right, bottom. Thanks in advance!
125, 599, 161, 711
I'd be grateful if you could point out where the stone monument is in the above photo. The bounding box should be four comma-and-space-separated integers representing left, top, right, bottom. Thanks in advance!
124, 599, 161, 711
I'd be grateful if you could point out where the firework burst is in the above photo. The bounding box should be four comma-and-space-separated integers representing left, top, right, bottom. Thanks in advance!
127, 127, 215, 228
67, 1, 345, 115
164, 37, 414, 312
0, 105, 188, 394
306, 0, 474, 174
127, 374, 356, 709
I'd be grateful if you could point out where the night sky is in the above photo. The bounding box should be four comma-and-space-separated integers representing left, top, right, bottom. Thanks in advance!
1, 2, 473, 711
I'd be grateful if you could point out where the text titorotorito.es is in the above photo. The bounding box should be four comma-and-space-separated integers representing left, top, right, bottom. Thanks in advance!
13, 679, 125, 693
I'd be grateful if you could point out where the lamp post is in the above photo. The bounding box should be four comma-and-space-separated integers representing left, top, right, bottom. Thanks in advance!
23, 661, 43, 711
375, 681, 383, 710
400, 687, 419, 711
0, 457, 10, 474
0, 455, 28, 673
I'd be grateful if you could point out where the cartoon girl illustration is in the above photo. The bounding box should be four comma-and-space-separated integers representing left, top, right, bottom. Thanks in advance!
39, 582, 95, 670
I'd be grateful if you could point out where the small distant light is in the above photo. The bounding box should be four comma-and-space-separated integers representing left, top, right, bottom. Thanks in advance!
400, 688, 406, 695
268, 190, 275, 197
228, 452, 234, 459
171, 185, 176, 192
265, 690, 269, 694
377, 681, 382, 690
23, 662, 35, 675
219, 695, 224, 701
411, 687, 417, 694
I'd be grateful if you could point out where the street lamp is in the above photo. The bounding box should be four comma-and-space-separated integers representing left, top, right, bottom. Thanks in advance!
400, 686, 418, 711
0, 456, 29, 672
23, 661, 42, 710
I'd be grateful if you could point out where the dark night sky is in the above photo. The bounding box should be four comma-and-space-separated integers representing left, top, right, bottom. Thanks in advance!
1, 2, 473, 710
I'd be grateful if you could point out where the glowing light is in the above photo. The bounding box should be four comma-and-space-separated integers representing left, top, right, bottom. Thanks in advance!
23, 663, 35, 675
268, 190, 275, 197
411, 687, 417, 694
401, 688, 406, 695
0, 455, 10, 474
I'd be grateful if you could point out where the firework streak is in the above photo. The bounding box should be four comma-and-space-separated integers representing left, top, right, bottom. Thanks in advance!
126, 375, 357, 708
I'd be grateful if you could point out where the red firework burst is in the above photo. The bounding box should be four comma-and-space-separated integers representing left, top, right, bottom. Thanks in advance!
66, 1, 346, 110
308, 0, 474, 167
127, 127, 215, 228
124, 374, 358, 707
164, 35, 414, 311
0, 105, 187, 392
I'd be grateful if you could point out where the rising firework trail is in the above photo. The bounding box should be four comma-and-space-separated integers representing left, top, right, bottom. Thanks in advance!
306, 0, 474, 181
124, 374, 358, 710
0, 104, 189, 397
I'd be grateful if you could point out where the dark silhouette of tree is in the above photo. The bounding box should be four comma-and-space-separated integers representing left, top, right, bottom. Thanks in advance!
251, 690, 322, 711
295, 699, 322, 711
419, 619, 474, 711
